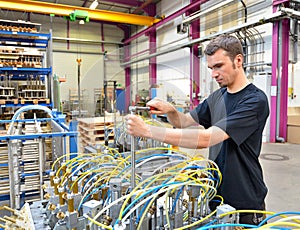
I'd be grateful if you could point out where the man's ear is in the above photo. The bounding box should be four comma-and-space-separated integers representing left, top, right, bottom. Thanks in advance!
235, 54, 244, 67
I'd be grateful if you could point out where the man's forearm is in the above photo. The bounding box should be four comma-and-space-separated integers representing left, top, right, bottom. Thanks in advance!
148, 125, 210, 149
166, 109, 186, 128
167, 110, 195, 128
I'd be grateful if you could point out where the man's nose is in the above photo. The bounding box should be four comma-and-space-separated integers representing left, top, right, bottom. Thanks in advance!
211, 69, 219, 78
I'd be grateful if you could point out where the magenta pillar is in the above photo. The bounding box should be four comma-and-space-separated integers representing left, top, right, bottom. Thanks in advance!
149, 29, 157, 98
147, 3, 157, 99
188, 0, 201, 107
270, 21, 278, 142
279, 18, 289, 140
271, 0, 289, 142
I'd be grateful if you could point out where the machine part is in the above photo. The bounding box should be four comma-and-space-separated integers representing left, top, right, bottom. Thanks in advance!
4, 145, 266, 230
8, 139, 22, 209
109, 178, 123, 224
82, 200, 102, 230
68, 10, 89, 23
76, 58, 82, 118
217, 204, 238, 224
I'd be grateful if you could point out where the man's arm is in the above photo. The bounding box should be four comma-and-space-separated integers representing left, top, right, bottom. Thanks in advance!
126, 115, 229, 149
146, 98, 197, 128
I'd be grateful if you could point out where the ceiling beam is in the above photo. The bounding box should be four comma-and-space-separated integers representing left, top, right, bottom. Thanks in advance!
0, 0, 160, 26
101, 0, 144, 7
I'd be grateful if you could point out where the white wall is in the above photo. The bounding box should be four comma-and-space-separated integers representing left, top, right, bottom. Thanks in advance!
1, 1, 300, 114
0, 11, 125, 115
53, 52, 103, 114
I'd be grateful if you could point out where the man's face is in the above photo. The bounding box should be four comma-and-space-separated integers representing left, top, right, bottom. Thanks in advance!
206, 49, 239, 88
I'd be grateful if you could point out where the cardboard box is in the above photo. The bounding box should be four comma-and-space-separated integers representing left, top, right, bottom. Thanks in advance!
287, 107, 300, 144
287, 126, 300, 144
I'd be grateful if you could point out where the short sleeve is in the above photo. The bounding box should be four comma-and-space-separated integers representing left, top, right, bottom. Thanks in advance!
190, 99, 212, 129
214, 94, 267, 146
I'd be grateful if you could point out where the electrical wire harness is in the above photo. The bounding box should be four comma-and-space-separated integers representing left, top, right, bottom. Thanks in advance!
1, 145, 299, 229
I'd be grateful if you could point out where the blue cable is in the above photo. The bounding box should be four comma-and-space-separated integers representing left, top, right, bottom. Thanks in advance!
120, 181, 183, 221
197, 223, 257, 229
258, 211, 300, 227
78, 184, 106, 210
170, 185, 185, 215
135, 176, 183, 224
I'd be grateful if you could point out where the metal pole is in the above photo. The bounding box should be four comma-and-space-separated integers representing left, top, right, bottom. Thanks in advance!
129, 107, 136, 230
77, 58, 82, 117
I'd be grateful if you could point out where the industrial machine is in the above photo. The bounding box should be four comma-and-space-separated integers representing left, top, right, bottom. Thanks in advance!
0, 106, 299, 230
0, 105, 77, 210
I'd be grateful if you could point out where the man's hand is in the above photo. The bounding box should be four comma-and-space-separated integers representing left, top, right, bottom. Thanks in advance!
146, 98, 176, 115
125, 114, 151, 138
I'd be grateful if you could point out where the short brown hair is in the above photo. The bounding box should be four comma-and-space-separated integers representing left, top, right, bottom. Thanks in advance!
204, 34, 243, 62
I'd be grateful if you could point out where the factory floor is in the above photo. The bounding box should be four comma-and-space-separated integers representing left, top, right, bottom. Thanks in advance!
260, 142, 300, 213
182, 142, 300, 213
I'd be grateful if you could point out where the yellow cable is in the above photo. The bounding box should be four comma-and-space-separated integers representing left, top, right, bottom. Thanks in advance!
84, 214, 112, 230
124, 167, 218, 225
176, 209, 218, 230
218, 209, 275, 218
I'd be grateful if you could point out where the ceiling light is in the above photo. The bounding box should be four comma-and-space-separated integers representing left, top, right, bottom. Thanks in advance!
89, 0, 98, 9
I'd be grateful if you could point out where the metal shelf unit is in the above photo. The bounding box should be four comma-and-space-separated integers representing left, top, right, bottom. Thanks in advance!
0, 21, 56, 208
0, 29, 53, 114
0, 105, 78, 209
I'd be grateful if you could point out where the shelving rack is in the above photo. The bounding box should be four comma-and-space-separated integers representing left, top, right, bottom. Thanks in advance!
0, 20, 59, 209
0, 21, 52, 126
67, 89, 88, 118
0, 105, 78, 209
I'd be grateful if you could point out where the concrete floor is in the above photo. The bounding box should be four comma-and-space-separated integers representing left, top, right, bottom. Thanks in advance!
260, 142, 300, 213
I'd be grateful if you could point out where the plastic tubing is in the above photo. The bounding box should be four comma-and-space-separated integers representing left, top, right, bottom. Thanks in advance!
84, 214, 112, 230
273, 215, 300, 223
123, 175, 217, 224
195, 223, 257, 230
7, 105, 53, 135
137, 170, 218, 227
258, 211, 300, 226
120, 155, 184, 182
260, 221, 300, 229
120, 182, 209, 225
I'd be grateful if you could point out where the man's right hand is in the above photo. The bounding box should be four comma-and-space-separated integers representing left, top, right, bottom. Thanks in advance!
146, 98, 176, 115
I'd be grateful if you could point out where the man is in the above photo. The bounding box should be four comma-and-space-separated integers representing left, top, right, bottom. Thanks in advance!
126, 34, 269, 225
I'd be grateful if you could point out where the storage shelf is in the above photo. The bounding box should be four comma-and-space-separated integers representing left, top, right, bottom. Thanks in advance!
0, 67, 51, 75
0, 30, 50, 48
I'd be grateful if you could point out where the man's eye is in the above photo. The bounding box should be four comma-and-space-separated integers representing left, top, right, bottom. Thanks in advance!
213, 65, 222, 70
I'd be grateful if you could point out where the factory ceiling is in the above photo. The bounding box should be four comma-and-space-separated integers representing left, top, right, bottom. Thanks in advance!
0, 0, 161, 26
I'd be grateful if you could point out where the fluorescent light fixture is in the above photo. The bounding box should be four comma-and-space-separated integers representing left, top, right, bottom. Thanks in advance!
89, 0, 98, 9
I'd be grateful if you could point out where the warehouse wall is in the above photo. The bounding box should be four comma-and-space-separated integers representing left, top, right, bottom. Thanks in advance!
0, 11, 125, 115
128, 0, 276, 104
1, 1, 300, 113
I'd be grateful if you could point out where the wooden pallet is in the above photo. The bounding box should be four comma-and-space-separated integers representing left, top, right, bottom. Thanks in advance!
0, 99, 18, 105
20, 98, 50, 104
80, 131, 114, 144
78, 125, 114, 135
78, 118, 115, 128
80, 137, 114, 147
78, 116, 118, 148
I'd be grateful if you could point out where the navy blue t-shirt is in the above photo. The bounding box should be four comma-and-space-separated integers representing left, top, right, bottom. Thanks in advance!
190, 83, 269, 210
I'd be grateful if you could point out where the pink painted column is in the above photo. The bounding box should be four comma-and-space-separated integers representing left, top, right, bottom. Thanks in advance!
270, 0, 289, 142
189, 0, 200, 107
149, 29, 157, 98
